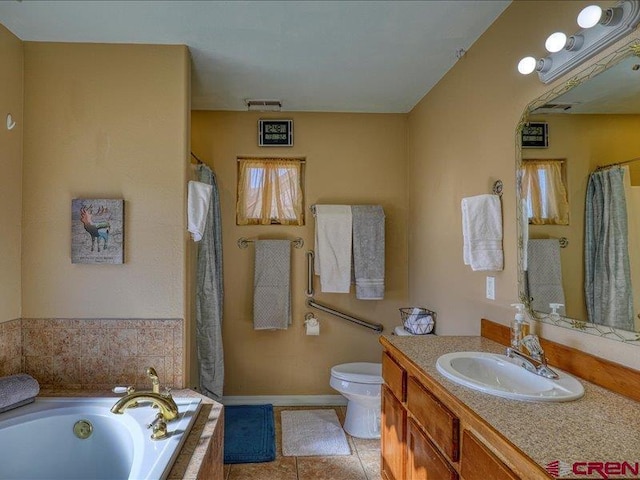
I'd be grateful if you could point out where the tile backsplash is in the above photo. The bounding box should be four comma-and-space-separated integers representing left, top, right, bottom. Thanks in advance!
0, 319, 22, 376
1, 318, 183, 390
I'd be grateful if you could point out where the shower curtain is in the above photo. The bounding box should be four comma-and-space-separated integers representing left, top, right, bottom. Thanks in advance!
584, 167, 634, 330
195, 164, 224, 400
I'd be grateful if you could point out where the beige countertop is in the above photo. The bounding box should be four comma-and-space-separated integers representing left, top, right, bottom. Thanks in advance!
383, 335, 640, 476
40, 388, 223, 480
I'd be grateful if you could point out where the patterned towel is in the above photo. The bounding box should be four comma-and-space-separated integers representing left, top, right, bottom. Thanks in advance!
352, 205, 385, 300
526, 239, 565, 313
253, 240, 291, 330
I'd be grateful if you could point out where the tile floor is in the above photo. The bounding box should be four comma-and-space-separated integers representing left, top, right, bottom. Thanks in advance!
224, 406, 381, 480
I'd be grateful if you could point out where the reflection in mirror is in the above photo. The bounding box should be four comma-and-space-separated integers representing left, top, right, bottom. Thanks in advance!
517, 41, 640, 345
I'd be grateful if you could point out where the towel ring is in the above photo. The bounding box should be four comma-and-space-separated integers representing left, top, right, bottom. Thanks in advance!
492, 180, 503, 197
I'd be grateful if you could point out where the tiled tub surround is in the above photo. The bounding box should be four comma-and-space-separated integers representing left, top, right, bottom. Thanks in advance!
0, 319, 22, 376
20, 318, 184, 390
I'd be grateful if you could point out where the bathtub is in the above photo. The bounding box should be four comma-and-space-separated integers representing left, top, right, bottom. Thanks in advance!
0, 396, 202, 480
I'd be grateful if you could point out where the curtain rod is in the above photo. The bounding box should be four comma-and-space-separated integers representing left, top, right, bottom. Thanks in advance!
236, 156, 305, 162
596, 156, 640, 171
190, 152, 204, 164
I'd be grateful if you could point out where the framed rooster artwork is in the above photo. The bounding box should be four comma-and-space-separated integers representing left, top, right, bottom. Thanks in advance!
71, 199, 124, 264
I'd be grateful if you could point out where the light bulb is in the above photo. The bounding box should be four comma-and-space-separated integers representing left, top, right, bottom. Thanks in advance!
545, 32, 567, 53
577, 5, 603, 28
517, 56, 537, 75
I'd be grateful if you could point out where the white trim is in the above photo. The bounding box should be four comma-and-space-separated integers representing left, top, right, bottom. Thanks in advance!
221, 395, 347, 406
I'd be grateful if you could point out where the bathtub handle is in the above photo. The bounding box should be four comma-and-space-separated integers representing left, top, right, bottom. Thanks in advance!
112, 386, 135, 395
148, 413, 168, 440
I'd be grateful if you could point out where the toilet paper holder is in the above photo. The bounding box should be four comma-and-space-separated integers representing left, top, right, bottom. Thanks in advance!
304, 312, 320, 335
304, 312, 318, 326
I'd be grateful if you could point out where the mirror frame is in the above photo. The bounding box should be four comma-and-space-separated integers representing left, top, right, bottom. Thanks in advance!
516, 39, 640, 346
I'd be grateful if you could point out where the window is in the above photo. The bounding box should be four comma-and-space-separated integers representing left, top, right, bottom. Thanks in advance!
521, 159, 569, 225
236, 158, 305, 225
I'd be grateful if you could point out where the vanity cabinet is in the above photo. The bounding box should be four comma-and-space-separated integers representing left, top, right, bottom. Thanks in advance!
381, 345, 546, 480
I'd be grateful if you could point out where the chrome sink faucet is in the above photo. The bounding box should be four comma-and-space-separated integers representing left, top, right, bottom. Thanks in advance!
506, 334, 559, 379
110, 367, 179, 440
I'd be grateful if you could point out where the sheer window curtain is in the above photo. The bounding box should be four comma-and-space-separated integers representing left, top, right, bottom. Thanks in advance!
521, 161, 569, 225
236, 159, 304, 225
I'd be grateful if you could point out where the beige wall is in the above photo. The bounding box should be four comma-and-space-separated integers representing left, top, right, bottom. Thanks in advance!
191, 111, 408, 395
21, 42, 190, 319
0, 25, 23, 324
525, 114, 640, 321
408, 0, 640, 369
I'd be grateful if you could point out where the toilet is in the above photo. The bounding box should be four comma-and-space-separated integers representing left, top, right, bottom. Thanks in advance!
330, 362, 383, 439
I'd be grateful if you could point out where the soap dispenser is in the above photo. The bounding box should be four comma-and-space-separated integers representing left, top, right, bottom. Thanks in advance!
549, 303, 564, 322
510, 303, 529, 350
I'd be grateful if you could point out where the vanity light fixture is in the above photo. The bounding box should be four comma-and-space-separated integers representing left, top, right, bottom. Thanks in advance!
545, 32, 568, 53
245, 99, 282, 112
517, 0, 640, 83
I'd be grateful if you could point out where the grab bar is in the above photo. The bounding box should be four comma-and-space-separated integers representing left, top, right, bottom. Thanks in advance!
305, 251, 315, 297
307, 299, 384, 333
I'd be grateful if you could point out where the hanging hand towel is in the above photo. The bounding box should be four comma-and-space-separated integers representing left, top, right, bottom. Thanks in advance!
188, 180, 213, 242
314, 205, 353, 293
461, 194, 503, 271
253, 240, 292, 330
526, 239, 566, 313
352, 205, 385, 300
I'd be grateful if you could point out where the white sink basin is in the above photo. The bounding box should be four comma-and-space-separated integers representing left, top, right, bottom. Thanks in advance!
436, 351, 584, 402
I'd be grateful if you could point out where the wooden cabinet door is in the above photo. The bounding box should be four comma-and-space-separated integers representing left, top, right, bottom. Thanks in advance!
407, 418, 458, 480
460, 430, 519, 480
381, 385, 406, 480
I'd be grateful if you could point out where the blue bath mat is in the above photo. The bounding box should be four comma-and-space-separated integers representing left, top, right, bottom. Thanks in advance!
223, 404, 276, 464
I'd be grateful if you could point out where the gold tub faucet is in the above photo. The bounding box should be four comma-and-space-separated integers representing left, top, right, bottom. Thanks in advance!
110, 367, 179, 440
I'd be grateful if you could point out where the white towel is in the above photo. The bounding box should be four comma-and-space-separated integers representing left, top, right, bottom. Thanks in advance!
188, 180, 212, 242
461, 194, 503, 271
314, 205, 352, 293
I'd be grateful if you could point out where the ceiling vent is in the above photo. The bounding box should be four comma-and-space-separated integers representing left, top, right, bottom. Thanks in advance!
245, 100, 282, 112
531, 103, 576, 114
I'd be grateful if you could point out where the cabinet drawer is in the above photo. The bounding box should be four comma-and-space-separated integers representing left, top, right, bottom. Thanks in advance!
406, 377, 459, 462
460, 430, 519, 480
407, 418, 458, 480
382, 352, 406, 402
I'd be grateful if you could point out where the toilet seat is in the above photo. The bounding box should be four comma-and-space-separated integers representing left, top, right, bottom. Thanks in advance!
330, 362, 382, 384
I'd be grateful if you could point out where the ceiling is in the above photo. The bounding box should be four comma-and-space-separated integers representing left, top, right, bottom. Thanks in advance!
0, 0, 510, 113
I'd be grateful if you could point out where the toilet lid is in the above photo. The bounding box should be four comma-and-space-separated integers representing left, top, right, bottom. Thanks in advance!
331, 362, 382, 384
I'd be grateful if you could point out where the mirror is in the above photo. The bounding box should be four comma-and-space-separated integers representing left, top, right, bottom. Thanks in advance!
517, 40, 640, 345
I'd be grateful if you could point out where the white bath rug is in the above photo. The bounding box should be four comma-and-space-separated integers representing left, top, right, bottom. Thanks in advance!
281, 409, 351, 457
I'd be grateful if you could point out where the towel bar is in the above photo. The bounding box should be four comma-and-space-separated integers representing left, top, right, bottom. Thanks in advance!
237, 237, 304, 249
